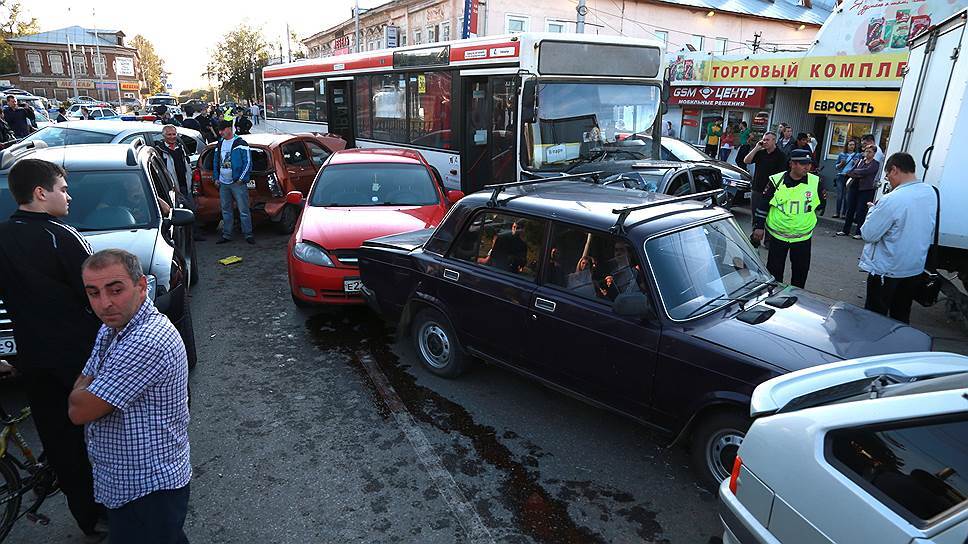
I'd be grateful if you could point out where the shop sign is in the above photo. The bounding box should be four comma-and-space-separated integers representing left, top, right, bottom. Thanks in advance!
95, 81, 117, 90
670, 52, 909, 88
682, 119, 698, 127
56, 79, 95, 89
808, 89, 899, 118
682, 108, 700, 116
120, 81, 140, 91
669, 86, 766, 108
114, 58, 135, 77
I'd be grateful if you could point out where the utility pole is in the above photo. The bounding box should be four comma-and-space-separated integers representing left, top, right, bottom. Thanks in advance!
65, 23, 78, 98
354, 0, 361, 53
92, 10, 104, 102
286, 23, 292, 63
251, 56, 258, 103
576, 0, 587, 33
751, 32, 762, 53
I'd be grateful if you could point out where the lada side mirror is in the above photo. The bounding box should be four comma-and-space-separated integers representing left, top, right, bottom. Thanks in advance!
446, 190, 465, 203
614, 292, 654, 319
286, 191, 303, 205
170, 207, 195, 227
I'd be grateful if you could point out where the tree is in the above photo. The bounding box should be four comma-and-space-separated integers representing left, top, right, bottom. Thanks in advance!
206, 24, 271, 103
131, 34, 165, 95
0, 0, 39, 74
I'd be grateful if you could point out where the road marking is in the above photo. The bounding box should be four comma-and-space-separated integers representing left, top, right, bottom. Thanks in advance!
355, 352, 494, 543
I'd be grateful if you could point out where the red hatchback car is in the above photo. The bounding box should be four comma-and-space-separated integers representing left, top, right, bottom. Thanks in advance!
287, 148, 464, 306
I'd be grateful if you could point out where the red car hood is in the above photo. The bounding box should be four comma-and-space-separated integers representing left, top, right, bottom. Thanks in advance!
296, 204, 446, 250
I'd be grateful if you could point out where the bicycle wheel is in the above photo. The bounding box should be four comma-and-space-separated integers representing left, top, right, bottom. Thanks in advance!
0, 455, 22, 542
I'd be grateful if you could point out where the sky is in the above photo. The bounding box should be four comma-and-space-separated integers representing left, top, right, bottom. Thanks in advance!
21, 0, 391, 91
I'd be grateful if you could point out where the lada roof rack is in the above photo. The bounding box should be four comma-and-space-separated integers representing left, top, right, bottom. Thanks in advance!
484, 171, 603, 207
610, 188, 723, 234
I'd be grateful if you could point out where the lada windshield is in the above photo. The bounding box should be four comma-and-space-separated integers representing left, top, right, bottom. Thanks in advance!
0, 170, 155, 231
310, 163, 439, 207
645, 218, 774, 320
523, 82, 660, 171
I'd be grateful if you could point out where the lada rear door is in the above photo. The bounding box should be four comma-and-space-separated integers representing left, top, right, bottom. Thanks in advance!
525, 223, 659, 417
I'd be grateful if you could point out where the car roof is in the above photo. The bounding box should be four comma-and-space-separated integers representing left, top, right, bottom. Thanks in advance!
328, 148, 424, 165
43, 120, 201, 137
2, 144, 146, 172
457, 181, 728, 237
238, 132, 293, 147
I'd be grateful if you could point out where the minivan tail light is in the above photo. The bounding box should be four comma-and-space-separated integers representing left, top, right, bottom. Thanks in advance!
728, 455, 743, 495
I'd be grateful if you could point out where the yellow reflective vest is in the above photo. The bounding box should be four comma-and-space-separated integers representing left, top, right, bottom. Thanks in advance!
765, 172, 820, 243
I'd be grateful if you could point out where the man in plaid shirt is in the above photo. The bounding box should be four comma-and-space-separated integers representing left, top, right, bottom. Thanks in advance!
68, 249, 191, 543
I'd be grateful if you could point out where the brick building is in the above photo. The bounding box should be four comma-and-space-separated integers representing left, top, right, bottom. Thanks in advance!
0, 26, 144, 103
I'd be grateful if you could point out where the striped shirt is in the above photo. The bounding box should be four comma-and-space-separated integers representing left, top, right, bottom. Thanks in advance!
82, 299, 191, 508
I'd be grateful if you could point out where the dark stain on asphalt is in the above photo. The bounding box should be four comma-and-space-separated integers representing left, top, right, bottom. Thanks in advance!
306, 308, 666, 543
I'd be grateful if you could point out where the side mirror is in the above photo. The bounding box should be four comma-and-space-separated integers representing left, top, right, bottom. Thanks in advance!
286, 190, 303, 205
521, 79, 538, 124
170, 207, 194, 227
446, 190, 465, 202
614, 292, 654, 319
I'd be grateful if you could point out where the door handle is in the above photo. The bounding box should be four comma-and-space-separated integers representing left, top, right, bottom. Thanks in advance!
534, 297, 556, 312
449, 169, 458, 175
443, 269, 460, 282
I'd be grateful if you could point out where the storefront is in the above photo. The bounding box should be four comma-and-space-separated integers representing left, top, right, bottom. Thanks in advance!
808, 89, 899, 160
665, 85, 771, 146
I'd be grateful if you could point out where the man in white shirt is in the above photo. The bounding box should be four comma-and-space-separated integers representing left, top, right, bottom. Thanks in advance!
249, 103, 260, 126
859, 152, 937, 323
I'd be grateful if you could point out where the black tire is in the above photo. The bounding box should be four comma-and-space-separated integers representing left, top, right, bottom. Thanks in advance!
0, 455, 23, 541
180, 292, 198, 371
689, 410, 751, 491
411, 308, 469, 378
188, 238, 199, 287
278, 205, 299, 235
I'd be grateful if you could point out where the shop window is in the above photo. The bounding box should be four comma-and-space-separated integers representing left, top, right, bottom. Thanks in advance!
826, 120, 873, 159
293, 79, 317, 121
878, 124, 892, 153
408, 71, 453, 148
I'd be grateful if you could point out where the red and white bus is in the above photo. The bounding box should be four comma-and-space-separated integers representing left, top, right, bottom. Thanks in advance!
262, 32, 664, 194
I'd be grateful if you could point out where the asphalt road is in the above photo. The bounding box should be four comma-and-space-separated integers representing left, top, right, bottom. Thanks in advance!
4, 202, 965, 544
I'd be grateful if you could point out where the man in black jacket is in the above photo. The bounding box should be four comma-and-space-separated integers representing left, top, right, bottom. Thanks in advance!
0, 159, 104, 540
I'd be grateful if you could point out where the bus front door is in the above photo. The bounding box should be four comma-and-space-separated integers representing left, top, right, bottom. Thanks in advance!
326, 80, 354, 147
461, 76, 517, 194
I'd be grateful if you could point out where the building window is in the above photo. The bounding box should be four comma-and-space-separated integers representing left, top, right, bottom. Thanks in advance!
713, 37, 728, 54
93, 53, 107, 77
440, 21, 451, 42
48, 52, 64, 74
689, 35, 704, 52
72, 54, 87, 75
32, 88, 46, 97
427, 26, 437, 43
506, 14, 529, 33
546, 20, 566, 33
400, 33, 407, 46
414, 29, 422, 44
26, 52, 43, 74
654, 30, 669, 52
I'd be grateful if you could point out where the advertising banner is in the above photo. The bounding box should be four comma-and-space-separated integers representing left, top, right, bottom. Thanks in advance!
462, 0, 480, 39
669, 86, 767, 108
808, 89, 900, 118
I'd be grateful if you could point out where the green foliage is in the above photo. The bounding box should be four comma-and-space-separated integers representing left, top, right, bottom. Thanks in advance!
206, 24, 272, 102
131, 34, 164, 95
0, 0, 40, 74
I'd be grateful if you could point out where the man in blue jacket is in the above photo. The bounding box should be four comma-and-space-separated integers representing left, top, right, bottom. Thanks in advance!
211, 120, 254, 244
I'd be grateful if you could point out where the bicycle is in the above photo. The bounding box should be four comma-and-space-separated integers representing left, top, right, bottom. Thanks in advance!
0, 368, 59, 541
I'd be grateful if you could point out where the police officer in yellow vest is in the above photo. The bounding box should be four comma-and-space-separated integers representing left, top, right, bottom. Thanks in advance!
751, 149, 820, 288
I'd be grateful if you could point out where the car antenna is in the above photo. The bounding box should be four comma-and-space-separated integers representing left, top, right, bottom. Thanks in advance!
484, 171, 603, 207
610, 188, 723, 234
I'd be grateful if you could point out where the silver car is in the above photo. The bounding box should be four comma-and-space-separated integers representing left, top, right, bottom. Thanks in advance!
21, 120, 205, 165
720, 352, 968, 543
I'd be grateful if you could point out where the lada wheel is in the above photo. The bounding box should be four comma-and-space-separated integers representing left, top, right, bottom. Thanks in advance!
411, 308, 469, 378
690, 411, 750, 491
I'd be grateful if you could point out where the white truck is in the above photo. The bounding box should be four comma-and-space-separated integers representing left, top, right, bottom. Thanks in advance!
883, 8, 968, 319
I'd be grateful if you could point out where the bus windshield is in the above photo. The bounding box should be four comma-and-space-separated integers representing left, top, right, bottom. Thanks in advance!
524, 82, 661, 171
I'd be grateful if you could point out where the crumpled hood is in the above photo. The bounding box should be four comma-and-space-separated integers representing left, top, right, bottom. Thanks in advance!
297, 205, 445, 250
691, 287, 933, 372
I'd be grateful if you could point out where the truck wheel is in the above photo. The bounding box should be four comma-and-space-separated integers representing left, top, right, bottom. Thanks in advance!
278, 205, 299, 235
690, 410, 750, 491
411, 308, 469, 378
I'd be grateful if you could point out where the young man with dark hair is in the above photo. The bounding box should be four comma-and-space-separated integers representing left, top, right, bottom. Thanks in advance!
859, 152, 936, 323
3, 94, 33, 138
70, 249, 191, 542
57, 106, 69, 123
211, 120, 254, 244
0, 158, 104, 541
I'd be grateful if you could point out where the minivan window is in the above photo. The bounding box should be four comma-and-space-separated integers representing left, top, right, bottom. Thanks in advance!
449, 212, 547, 280
645, 218, 773, 320
24, 126, 114, 146
546, 225, 645, 303
828, 416, 968, 525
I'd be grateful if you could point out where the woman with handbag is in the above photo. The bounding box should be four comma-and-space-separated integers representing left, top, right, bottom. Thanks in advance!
832, 139, 860, 218
836, 144, 880, 239
858, 152, 939, 323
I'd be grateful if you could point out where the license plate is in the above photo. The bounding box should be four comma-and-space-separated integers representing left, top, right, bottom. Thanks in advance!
0, 337, 15, 356
343, 278, 363, 293
743, 191, 752, 199
246, 180, 256, 189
